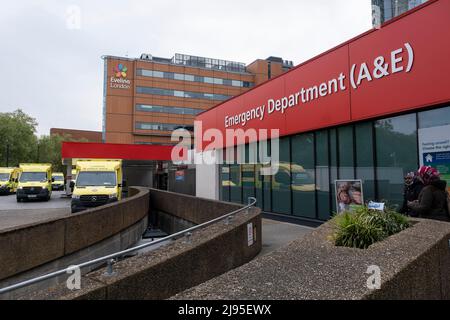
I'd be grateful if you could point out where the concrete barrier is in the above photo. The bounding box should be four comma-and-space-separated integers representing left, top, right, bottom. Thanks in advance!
28, 190, 262, 300
172, 218, 450, 300
0, 187, 149, 282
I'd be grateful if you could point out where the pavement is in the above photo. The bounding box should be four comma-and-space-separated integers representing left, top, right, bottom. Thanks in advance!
259, 218, 314, 256
0, 191, 71, 231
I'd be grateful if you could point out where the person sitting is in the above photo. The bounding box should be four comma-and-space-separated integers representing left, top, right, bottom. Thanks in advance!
408, 166, 449, 221
399, 171, 424, 217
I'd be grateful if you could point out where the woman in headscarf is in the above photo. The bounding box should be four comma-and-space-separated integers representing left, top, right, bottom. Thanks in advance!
408, 166, 449, 221
399, 171, 423, 216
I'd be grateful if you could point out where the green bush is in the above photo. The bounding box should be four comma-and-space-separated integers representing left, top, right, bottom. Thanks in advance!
331, 206, 410, 249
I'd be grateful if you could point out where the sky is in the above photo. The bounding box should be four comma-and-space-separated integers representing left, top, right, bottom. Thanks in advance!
0, 0, 372, 136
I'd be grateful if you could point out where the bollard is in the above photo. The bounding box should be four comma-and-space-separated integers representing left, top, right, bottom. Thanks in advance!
225, 215, 233, 225
104, 259, 116, 276
184, 232, 193, 244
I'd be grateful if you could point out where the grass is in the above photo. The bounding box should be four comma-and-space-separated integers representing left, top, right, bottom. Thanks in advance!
331, 206, 411, 249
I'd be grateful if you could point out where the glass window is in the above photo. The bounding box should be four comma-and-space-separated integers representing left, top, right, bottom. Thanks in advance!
164, 72, 174, 80
292, 133, 316, 218
261, 141, 272, 212
229, 159, 242, 204
417, 106, 450, 196
152, 71, 164, 78
174, 73, 185, 81
315, 130, 331, 220
174, 90, 184, 97
232, 80, 242, 87
375, 114, 418, 209
76, 171, 116, 187
242, 144, 256, 204
204, 77, 214, 84
213, 78, 223, 85
418, 106, 450, 129
355, 122, 375, 201
221, 164, 230, 202
272, 137, 291, 215
338, 125, 355, 179
184, 74, 195, 82
329, 128, 338, 213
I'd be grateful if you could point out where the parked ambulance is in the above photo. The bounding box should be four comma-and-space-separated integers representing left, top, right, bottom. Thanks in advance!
16, 163, 53, 202
51, 172, 65, 191
71, 159, 123, 213
0, 167, 20, 194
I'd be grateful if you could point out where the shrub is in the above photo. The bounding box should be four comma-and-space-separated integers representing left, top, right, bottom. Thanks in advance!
331, 206, 411, 249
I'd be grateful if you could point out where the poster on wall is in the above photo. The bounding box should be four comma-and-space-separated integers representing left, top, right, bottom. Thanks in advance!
175, 170, 185, 182
418, 124, 450, 192
335, 180, 364, 214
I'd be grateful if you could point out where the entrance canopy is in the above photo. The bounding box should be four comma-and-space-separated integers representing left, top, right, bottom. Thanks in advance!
61, 142, 174, 161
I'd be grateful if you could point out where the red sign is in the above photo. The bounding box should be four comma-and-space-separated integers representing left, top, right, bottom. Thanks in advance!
195, 0, 450, 150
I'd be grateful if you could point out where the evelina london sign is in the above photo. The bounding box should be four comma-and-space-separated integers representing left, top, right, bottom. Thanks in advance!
224, 43, 414, 128
110, 63, 131, 89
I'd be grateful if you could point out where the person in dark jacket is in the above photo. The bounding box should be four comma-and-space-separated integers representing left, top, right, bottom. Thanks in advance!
399, 171, 424, 216
408, 166, 449, 221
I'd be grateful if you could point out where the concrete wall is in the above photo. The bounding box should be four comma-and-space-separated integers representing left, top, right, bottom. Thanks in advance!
30, 189, 262, 300
1, 217, 147, 300
0, 187, 149, 282
173, 218, 450, 300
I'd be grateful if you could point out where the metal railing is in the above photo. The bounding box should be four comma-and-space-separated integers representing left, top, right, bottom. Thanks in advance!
0, 197, 257, 295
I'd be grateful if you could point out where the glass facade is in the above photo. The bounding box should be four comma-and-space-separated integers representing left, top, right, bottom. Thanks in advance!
135, 122, 194, 132
135, 104, 203, 116
136, 86, 230, 101
372, 0, 428, 26
219, 105, 449, 222
137, 69, 253, 88
172, 53, 247, 73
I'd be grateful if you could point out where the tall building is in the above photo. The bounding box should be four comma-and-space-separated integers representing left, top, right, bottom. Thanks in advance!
102, 53, 293, 145
372, 0, 428, 26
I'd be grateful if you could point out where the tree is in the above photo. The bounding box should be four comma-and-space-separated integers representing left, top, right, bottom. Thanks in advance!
0, 109, 38, 167
36, 134, 87, 173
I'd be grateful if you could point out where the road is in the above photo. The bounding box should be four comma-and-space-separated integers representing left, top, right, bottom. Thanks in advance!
0, 191, 71, 231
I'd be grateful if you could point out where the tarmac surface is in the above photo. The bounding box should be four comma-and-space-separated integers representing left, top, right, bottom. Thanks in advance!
260, 218, 313, 256
0, 191, 71, 231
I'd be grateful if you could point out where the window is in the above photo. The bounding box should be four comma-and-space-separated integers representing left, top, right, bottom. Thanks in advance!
292, 133, 316, 218
338, 125, 355, 179
137, 68, 253, 87
136, 122, 192, 132
174, 73, 185, 81
329, 129, 338, 213
135, 104, 202, 115
375, 114, 418, 209
137, 86, 230, 101
418, 106, 450, 129
355, 122, 375, 201
221, 164, 230, 202
315, 130, 330, 220
242, 144, 256, 204
152, 71, 164, 78
229, 150, 242, 204
272, 137, 291, 214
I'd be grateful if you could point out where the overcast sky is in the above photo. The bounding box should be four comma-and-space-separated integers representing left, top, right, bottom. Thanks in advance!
1, 0, 372, 136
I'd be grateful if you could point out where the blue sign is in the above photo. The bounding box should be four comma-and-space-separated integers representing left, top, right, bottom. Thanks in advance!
423, 151, 450, 165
